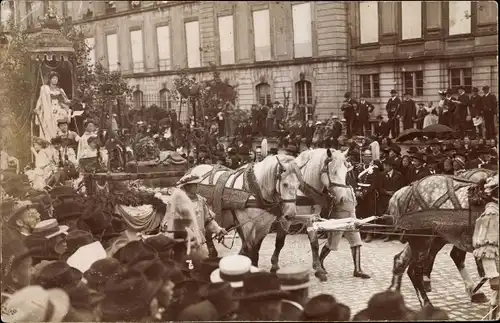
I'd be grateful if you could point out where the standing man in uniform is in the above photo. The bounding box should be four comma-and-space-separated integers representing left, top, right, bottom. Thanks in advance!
482, 86, 497, 139
386, 90, 402, 139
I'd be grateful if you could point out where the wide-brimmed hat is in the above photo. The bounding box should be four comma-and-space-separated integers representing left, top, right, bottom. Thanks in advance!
101, 270, 161, 319
1, 286, 70, 322
77, 210, 113, 234
276, 266, 310, 291
64, 282, 105, 310
233, 272, 289, 301
59, 230, 95, 262
1, 199, 36, 223
112, 240, 158, 266
410, 152, 426, 162
33, 260, 83, 290
176, 174, 202, 187
210, 255, 260, 288
356, 291, 414, 321
198, 282, 239, 317
83, 258, 126, 292
32, 219, 69, 239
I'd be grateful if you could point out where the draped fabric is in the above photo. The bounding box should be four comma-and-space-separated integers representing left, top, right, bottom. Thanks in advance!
115, 204, 162, 232
35, 85, 70, 141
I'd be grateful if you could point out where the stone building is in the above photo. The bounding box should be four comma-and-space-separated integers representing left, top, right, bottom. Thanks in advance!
348, 1, 498, 117
2, 1, 498, 123
4, 0, 350, 122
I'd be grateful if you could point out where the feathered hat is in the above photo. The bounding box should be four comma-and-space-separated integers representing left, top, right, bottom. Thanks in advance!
261, 138, 268, 158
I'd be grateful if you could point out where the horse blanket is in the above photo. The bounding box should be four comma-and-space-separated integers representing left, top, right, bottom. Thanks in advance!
389, 174, 484, 252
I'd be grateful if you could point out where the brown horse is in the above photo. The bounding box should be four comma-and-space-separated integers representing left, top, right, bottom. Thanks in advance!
387, 173, 498, 312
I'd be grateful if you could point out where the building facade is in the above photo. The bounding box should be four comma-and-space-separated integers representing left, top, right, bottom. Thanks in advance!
348, 1, 498, 117
2, 1, 498, 122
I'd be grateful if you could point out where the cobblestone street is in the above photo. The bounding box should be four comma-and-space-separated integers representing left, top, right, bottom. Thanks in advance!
216, 233, 491, 320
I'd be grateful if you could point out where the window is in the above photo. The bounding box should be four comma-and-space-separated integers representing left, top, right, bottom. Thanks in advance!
359, 1, 379, 44
26, 1, 34, 28
185, 21, 201, 68
401, 1, 422, 40
426, 1, 442, 29
256, 83, 272, 106
160, 88, 171, 110
402, 71, 424, 96
130, 30, 144, 73
85, 37, 95, 66
449, 1, 471, 35
360, 74, 380, 98
380, 2, 397, 34
295, 80, 314, 120
252, 9, 271, 61
133, 90, 144, 109
477, 1, 497, 25
449, 68, 472, 93
218, 15, 235, 65
0, 0, 14, 28
106, 33, 119, 71
156, 25, 171, 71
292, 2, 313, 58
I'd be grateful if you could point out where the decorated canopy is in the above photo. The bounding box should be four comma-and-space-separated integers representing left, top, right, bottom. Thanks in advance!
27, 7, 74, 61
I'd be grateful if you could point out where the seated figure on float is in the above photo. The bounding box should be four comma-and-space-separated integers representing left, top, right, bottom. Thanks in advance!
35, 71, 72, 142
25, 137, 56, 191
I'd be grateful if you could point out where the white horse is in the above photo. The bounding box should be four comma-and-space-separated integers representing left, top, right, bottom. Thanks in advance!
187, 155, 303, 265
270, 148, 370, 281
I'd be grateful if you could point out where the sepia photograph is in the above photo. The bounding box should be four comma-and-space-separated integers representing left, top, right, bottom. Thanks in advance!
0, 0, 498, 321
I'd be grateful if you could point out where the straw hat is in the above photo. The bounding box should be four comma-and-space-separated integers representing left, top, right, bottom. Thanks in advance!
210, 255, 260, 288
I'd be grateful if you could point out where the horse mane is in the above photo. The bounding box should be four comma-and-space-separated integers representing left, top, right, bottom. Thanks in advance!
298, 148, 346, 191
253, 155, 299, 200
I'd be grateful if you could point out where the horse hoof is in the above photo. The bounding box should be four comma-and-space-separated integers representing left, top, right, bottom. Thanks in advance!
315, 271, 328, 282
423, 281, 432, 293
471, 292, 489, 304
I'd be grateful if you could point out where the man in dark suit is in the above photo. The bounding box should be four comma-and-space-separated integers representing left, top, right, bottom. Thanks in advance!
400, 92, 417, 130
277, 267, 309, 321
428, 139, 446, 172
374, 115, 390, 138
469, 87, 484, 137
357, 95, 375, 136
342, 92, 357, 137
482, 86, 497, 139
380, 157, 405, 241
455, 86, 470, 137
329, 116, 343, 149
385, 89, 402, 138
410, 153, 431, 182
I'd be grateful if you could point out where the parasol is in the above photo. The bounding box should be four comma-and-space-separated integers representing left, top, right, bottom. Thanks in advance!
261, 138, 268, 157
396, 128, 423, 142
421, 124, 454, 138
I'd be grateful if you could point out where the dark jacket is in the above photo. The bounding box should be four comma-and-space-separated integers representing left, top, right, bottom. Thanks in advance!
380, 170, 405, 195
331, 121, 343, 138
400, 99, 417, 125
482, 93, 498, 115
342, 98, 358, 119
455, 93, 470, 121
469, 94, 483, 118
386, 97, 402, 118
411, 165, 431, 182
357, 101, 375, 121
374, 121, 390, 137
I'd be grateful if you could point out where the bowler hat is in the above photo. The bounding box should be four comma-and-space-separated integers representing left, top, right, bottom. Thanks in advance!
129, 253, 167, 283
406, 146, 419, 155
191, 257, 222, 283
411, 152, 426, 162
84, 258, 126, 292
302, 294, 339, 321
472, 87, 479, 93
388, 144, 401, 155
482, 86, 490, 92
344, 92, 351, 99
33, 260, 83, 289
457, 85, 465, 91
234, 272, 289, 301
390, 89, 397, 94
383, 157, 397, 167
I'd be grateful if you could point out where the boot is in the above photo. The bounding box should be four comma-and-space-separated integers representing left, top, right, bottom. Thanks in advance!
351, 246, 370, 279
319, 245, 331, 272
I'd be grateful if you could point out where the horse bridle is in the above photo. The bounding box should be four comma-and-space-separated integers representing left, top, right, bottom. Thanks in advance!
273, 156, 297, 205
320, 157, 350, 192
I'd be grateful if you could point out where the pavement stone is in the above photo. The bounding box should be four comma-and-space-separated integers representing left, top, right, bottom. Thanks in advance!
216, 233, 493, 321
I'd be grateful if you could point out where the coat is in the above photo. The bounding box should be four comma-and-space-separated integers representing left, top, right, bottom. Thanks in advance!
381, 170, 405, 194
482, 93, 498, 115
411, 166, 431, 182
386, 97, 402, 118
469, 94, 483, 118
331, 121, 343, 138
177, 300, 219, 321
455, 93, 470, 122
342, 98, 357, 120
357, 101, 375, 121
400, 99, 417, 126
374, 121, 390, 137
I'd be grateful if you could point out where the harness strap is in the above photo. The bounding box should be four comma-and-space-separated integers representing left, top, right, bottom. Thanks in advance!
213, 171, 233, 218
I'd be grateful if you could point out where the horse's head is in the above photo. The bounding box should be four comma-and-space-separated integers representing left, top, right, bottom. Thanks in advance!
320, 148, 350, 194
256, 155, 302, 219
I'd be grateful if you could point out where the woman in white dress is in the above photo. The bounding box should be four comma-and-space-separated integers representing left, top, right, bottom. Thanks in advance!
423, 102, 439, 128
77, 120, 97, 162
35, 71, 72, 141
25, 138, 56, 190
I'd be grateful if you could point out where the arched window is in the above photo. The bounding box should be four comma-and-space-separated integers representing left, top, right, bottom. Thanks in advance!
256, 83, 271, 106
295, 80, 313, 120
133, 90, 143, 110
159, 88, 171, 110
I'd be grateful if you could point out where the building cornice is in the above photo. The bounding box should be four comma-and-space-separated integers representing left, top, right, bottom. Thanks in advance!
122, 55, 349, 79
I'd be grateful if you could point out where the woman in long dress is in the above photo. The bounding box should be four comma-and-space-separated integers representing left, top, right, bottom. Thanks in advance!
25, 138, 56, 190
35, 71, 72, 141
77, 120, 97, 162
423, 102, 439, 128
